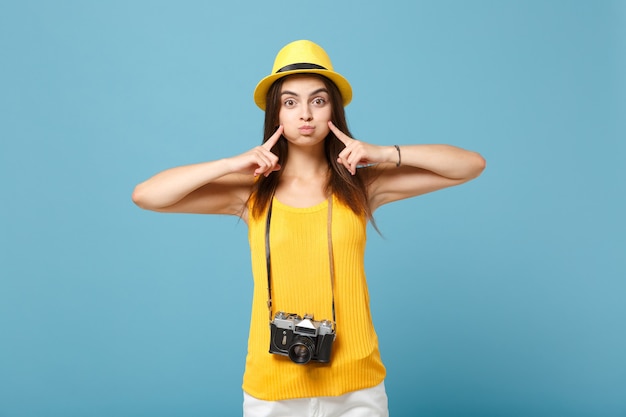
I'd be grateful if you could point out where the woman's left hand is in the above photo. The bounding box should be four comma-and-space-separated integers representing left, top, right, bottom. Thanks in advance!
329, 121, 394, 175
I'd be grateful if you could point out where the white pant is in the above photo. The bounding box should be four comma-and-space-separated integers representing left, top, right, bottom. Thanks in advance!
243, 381, 389, 417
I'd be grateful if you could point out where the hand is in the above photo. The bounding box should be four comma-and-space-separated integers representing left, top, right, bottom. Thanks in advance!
329, 121, 385, 175
230, 125, 283, 177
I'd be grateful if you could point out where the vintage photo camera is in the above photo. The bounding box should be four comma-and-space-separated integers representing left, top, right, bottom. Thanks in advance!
269, 311, 336, 364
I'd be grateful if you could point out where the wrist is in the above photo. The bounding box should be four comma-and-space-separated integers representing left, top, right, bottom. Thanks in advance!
392, 145, 401, 167
218, 157, 239, 175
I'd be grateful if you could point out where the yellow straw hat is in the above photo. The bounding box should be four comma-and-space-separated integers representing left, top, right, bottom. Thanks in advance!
253, 40, 352, 110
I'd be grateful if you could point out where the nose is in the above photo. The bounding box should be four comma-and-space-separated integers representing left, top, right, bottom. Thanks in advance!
300, 105, 313, 121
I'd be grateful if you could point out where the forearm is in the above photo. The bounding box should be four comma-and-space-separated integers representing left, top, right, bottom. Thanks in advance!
132, 158, 235, 210
385, 144, 486, 180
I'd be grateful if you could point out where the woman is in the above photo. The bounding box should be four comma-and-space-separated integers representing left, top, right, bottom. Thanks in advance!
133, 40, 485, 416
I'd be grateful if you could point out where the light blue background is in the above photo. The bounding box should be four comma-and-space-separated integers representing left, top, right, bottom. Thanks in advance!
1, 1, 624, 416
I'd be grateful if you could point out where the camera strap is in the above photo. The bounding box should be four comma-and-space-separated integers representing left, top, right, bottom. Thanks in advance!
265, 196, 337, 329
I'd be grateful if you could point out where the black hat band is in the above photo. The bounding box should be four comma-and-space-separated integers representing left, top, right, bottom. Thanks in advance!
276, 63, 327, 73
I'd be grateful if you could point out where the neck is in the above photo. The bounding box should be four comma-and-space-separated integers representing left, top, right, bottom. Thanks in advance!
282, 142, 329, 178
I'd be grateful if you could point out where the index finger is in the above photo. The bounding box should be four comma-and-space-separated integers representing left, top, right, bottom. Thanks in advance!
262, 125, 284, 150
328, 121, 351, 145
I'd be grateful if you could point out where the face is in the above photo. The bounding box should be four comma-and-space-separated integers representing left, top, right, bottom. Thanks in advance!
278, 75, 332, 147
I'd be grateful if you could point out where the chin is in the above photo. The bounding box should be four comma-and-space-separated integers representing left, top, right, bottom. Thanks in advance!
286, 135, 326, 147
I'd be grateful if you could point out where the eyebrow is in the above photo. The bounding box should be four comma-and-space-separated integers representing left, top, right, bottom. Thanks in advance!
280, 88, 329, 97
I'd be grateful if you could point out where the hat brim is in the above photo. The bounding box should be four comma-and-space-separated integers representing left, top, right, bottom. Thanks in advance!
253, 69, 352, 111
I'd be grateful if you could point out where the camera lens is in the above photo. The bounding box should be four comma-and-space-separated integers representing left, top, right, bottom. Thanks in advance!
288, 336, 315, 364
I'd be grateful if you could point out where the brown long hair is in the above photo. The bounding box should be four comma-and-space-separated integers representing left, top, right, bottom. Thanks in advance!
249, 74, 375, 223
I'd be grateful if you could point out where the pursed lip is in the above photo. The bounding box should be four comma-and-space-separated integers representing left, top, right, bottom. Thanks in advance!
298, 125, 315, 133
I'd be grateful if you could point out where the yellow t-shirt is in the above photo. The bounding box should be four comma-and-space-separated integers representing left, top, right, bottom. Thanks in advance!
242, 195, 386, 401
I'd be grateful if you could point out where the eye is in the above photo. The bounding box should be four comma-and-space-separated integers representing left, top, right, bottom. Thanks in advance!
283, 98, 296, 108
312, 97, 327, 106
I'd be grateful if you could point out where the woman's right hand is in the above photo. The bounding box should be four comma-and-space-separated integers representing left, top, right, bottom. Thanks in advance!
228, 125, 283, 177
132, 126, 284, 215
